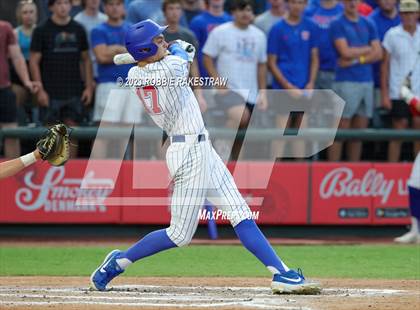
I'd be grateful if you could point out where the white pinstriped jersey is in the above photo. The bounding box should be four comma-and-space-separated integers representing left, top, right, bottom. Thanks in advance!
128, 55, 205, 136
129, 53, 251, 248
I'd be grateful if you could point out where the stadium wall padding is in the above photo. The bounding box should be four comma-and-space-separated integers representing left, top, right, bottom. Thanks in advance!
0, 160, 412, 225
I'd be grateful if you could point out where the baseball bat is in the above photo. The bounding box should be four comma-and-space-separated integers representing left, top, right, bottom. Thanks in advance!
113, 53, 136, 65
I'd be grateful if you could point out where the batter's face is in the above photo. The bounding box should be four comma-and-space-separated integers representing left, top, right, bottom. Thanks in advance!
143, 34, 169, 63
104, 0, 125, 21
287, 0, 307, 18
50, 0, 71, 19
233, 5, 254, 27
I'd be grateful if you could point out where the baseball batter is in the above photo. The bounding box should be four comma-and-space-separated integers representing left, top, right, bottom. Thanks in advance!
90, 19, 320, 294
395, 84, 420, 244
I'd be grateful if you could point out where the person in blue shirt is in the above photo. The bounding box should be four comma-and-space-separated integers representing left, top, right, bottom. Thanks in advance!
127, 0, 189, 27
368, 0, 400, 122
307, 0, 343, 89
328, 0, 382, 161
91, 0, 142, 158
267, 0, 319, 158
189, 0, 232, 77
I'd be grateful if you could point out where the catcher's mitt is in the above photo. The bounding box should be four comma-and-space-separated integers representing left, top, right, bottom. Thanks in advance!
36, 124, 70, 166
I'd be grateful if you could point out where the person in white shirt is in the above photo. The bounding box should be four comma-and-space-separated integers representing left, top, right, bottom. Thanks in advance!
202, 0, 267, 159
254, 0, 286, 34
74, 0, 108, 79
381, 0, 420, 162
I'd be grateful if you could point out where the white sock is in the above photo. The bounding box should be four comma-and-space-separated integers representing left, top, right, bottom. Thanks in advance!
267, 261, 290, 275
116, 258, 132, 270
409, 217, 419, 234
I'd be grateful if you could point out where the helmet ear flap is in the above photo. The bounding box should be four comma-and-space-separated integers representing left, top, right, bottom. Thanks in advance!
134, 43, 158, 60
125, 19, 168, 61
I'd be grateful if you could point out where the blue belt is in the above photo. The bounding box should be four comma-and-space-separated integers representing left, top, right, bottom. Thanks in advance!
171, 134, 206, 143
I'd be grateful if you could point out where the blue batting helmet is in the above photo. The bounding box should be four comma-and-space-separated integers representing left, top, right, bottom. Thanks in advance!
125, 19, 168, 61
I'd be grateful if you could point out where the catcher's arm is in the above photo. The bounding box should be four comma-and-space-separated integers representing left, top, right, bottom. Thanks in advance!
0, 150, 41, 180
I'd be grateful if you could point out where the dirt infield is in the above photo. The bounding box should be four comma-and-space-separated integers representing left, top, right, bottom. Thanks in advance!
0, 277, 418, 310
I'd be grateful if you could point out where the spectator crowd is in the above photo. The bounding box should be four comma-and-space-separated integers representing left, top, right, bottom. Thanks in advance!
0, 0, 419, 161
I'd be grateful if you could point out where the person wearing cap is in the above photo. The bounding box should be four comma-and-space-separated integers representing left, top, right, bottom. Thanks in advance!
381, 0, 420, 163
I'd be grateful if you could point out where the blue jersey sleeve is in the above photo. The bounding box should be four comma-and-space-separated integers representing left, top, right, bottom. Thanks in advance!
189, 16, 205, 47
267, 23, 281, 56
366, 18, 379, 42
330, 19, 345, 42
91, 26, 106, 48
309, 20, 320, 49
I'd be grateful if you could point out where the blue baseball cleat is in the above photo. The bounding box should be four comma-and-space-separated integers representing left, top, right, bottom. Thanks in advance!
271, 268, 321, 294
90, 249, 124, 291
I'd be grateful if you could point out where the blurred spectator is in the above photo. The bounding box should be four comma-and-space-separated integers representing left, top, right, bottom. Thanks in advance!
190, 0, 232, 77
368, 0, 400, 125
163, 0, 207, 112
0, 20, 38, 158
182, 0, 205, 24
203, 0, 266, 116
10, 0, 39, 125
328, 0, 382, 161
307, 0, 343, 90
381, 0, 420, 161
70, 0, 84, 16
0, 0, 47, 26
74, 0, 108, 79
224, 0, 265, 14
127, 0, 165, 24
267, 0, 319, 158
203, 0, 267, 159
308, 0, 373, 16
30, 0, 93, 158
358, 0, 373, 16
365, 0, 378, 9
127, 0, 189, 26
254, 0, 286, 35
91, 0, 140, 158
164, 0, 199, 49
254, 0, 286, 89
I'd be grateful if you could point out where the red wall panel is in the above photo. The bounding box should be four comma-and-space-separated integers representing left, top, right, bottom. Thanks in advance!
0, 160, 121, 223
371, 163, 411, 225
311, 163, 374, 224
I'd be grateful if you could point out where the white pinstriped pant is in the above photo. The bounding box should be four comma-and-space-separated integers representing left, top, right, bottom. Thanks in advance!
165, 136, 252, 246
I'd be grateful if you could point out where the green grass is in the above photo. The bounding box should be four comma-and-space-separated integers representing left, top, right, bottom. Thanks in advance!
0, 245, 419, 279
